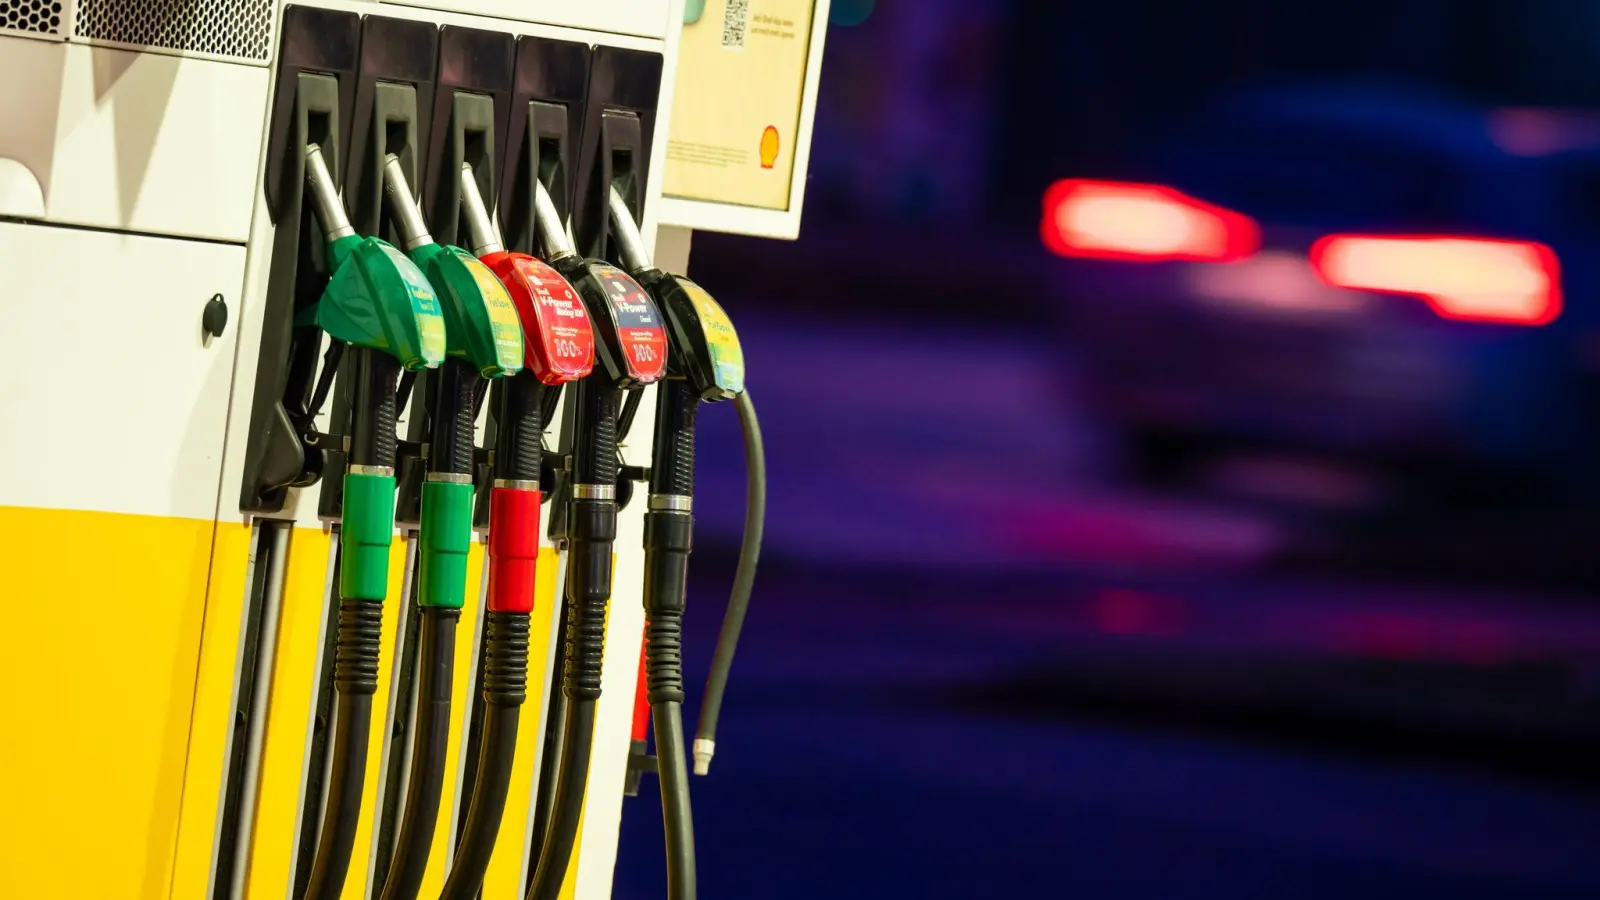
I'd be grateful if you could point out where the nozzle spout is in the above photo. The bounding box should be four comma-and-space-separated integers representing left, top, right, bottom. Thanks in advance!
606, 185, 652, 273
533, 179, 576, 261
459, 163, 504, 257
382, 153, 434, 252
305, 143, 355, 242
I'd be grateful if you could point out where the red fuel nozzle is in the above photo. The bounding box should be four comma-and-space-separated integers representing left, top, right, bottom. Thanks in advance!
481, 252, 596, 386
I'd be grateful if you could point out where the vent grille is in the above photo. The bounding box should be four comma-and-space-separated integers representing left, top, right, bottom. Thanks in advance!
73, 0, 272, 61
2, 0, 63, 36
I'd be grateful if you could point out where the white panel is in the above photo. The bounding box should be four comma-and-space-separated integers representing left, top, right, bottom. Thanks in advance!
0, 36, 269, 242
0, 222, 245, 520
379, 0, 672, 39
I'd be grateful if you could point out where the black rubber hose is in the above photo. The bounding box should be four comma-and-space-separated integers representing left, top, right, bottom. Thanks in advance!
644, 379, 698, 900
445, 372, 546, 897
524, 615, 568, 887
301, 348, 397, 900
431, 359, 479, 477
694, 390, 765, 774
525, 378, 619, 900
376, 356, 475, 900
652, 701, 697, 900
376, 606, 460, 900
439, 610, 530, 900
524, 699, 596, 900
497, 372, 547, 483
299, 599, 382, 900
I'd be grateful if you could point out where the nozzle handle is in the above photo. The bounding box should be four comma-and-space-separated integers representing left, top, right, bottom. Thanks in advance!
305, 143, 355, 242
606, 184, 652, 274
382, 153, 434, 252
533, 179, 576, 261
459, 162, 504, 257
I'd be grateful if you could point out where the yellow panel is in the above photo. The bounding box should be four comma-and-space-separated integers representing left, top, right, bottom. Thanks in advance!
0, 506, 218, 900
417, 542, 488, 895
170, 520, 253, 900
245, 526, 334, 898
482, 547, 563, 899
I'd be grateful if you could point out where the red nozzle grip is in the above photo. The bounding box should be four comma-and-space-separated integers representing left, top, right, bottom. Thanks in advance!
486, 486, 542, 614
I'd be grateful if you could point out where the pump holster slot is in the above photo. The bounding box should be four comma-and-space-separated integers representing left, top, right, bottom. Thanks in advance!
241, 5, 359, 515
573, 46, 662, 261
500, 36, 589, 256
344, 15, 436, 242
424, 25, 513, 248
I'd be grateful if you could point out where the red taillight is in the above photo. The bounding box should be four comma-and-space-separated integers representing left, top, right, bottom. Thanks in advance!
1310, 235, 1561, 325
1041, 179, 1260, 263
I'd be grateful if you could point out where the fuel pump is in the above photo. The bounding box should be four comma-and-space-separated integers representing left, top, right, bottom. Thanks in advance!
607, 185, 747, 900
298, 143, 448, 900
438, 162, 596, 900
371, 155, 524, 900
524, 178, 669, 900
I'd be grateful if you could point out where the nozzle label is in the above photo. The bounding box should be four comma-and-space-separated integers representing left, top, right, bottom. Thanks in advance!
681, 279, 745, 394
382, 243, 447, 365
593, 264, 668, 383
462, 255, 526, 373
512, 257, 596, 382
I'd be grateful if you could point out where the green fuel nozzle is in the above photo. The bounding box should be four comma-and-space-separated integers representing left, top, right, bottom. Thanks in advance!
298, 140, 434, 900
370, 149, 527, 900
381, 153, 524, 381
376, 151, 523, 616
305, 143, 448, 373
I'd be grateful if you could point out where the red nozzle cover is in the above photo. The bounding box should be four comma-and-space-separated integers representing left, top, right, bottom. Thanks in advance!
486, 486, 542, 614
482, 251, 596, 385
630, 628, 651, 742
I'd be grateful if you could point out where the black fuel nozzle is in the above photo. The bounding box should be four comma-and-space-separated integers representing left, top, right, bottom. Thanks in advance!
603, 182, 749, 809
605, 185, 745, 403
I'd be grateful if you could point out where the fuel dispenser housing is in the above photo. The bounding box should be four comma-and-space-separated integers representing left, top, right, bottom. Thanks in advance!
0, 0, 831, 897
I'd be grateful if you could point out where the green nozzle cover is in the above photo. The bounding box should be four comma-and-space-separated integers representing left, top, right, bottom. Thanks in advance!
318, 237, 448, 370
411, 244, 524, 379
417, 479, 475, 609
341, 471, 398, 601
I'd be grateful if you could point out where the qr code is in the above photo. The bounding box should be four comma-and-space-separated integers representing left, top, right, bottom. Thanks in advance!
721, 0, 748, 49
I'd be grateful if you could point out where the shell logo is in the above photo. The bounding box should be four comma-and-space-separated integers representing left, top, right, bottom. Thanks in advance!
759, 125, 780, 169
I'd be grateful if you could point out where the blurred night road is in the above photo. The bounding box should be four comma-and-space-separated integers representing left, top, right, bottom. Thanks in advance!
611, 560, 1600, 900
609, 314, 1600, 900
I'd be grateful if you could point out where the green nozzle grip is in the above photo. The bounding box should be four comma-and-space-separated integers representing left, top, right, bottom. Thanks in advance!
340, 471, 398, 601
417, 479, 475, 609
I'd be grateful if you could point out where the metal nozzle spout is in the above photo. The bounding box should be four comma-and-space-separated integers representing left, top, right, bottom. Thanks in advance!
458, 163, 503, 257
304, 143, 355, 242
532, 179, 576, 262
381, 153, 433, 252
606, 185, 652, 273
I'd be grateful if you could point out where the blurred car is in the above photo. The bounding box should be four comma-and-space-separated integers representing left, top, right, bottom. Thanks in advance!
1044, 82, 1600, 515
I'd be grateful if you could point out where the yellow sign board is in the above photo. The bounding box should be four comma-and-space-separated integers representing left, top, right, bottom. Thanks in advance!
664, 0, 818, 212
